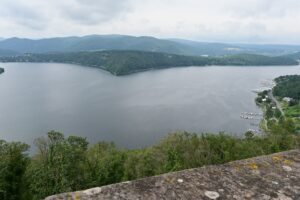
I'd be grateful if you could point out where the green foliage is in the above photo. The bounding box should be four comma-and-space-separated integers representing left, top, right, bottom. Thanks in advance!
284, 104, 300, 117
274, 108, 282, 118
273, 75, 300, 100
289, 99, 299, 106
0, 126, 299, 200
213, 54, 298, 66
245, 131, 254, 139
286, 51, 300, 60
0, 140, 29, 200
84, 142, 126, 187
122, 148, 158, 181
26, 131, 88, 200
266, 106, 274, 118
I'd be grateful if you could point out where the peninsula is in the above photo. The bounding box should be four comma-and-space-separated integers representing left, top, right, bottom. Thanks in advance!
0, 50, 298, 75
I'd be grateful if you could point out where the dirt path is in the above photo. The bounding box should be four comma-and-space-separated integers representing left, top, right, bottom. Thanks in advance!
268, 90, 284, 116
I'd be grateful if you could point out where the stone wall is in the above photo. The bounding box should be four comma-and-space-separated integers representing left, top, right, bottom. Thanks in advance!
45, 149, 300, 200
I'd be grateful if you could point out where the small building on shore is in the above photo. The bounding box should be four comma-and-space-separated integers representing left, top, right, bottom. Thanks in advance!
283, 97, 293, 103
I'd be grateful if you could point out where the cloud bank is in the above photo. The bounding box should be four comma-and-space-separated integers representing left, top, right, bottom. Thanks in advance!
0, 0, 300, 44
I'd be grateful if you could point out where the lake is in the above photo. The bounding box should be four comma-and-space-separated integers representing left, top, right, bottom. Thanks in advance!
0, 63, 299, 148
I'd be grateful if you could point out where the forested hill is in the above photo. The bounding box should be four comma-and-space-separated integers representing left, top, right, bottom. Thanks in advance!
0, 51, 298, 75
273, 75, 300, 100
1, 35, 300, 57
213, 54, 298, 66
286, 52, 300, 60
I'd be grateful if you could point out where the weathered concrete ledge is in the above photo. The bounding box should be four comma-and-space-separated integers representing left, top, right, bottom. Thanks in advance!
46, 150, 300, 200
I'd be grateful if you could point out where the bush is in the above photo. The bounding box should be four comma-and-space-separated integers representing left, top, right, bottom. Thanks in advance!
1, 122, 300, 200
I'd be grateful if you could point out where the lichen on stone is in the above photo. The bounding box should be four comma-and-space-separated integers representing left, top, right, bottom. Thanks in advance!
204, 191, 220, 199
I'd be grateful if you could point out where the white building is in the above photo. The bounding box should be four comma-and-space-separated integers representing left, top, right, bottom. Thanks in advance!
283, 97, 292, 102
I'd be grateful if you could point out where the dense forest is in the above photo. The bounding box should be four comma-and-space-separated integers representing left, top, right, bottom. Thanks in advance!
213, 54, 298, 66
286, 52, 300, 60
0, 50, 298, 75
1, 121, 299, 200
273, 75, 300, 100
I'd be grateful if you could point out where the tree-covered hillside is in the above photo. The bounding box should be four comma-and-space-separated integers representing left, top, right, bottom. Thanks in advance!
1, 35, 300, 57
0, 51, 298, 75
214, 54, 298, 66
273, 75, 300, 100
286, 52, 300, 60
0, 35, 188, 55
0, 49, 20, 57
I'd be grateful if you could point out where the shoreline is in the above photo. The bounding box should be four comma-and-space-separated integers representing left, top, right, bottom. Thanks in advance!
255, 75, 300, 134
0, 61, 299, 76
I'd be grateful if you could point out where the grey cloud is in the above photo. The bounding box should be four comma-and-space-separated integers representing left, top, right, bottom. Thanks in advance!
60, 0, 132, 25
0, 0, 132, 31
0, 0, 47, 30
225, 0, 300, 18
0, 0, 299, 44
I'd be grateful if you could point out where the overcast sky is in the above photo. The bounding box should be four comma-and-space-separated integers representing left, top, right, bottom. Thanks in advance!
1, 0, 300, 44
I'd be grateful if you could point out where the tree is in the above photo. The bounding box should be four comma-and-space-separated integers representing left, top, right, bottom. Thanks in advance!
266, 107, 274, 118
0, 140, 29, 200
289, 99, 299, 107
245, 131, 254, 139
274, 108, 282, 118
26, 131, 88, 200
84, 142, 125, 187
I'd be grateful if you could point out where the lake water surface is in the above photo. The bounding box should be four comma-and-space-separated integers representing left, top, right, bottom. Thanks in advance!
0, 63, 299, 148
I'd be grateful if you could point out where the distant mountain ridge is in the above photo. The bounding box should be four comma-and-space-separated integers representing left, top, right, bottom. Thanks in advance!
1, 34, 300, 57
0, 35, 191, 56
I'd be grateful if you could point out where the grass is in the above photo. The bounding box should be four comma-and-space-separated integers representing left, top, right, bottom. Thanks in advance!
283, 103, 300, 117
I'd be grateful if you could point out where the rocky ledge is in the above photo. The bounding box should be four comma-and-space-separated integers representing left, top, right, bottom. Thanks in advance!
45, 149, 300, 200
